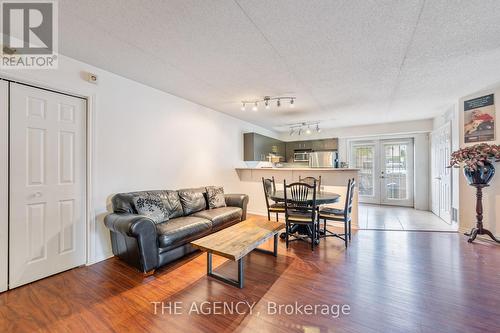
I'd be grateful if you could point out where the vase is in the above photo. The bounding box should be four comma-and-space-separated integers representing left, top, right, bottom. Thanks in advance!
463, 161, 495, 185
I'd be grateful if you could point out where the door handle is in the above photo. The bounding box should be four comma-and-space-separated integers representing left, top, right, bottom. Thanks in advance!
33, 192, 42, 198
435, 177, 442, 180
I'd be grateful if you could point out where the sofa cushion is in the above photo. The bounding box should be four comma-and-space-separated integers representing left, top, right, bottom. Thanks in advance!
206, 186, 226, 209
158, 190, 183, 219
192, 206, 242, 228
132, 193, 168, 224
178, 190, 207, 215
156, 216, 211, 249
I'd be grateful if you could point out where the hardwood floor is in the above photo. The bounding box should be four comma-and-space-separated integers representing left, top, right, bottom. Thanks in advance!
1, 215, 499, 332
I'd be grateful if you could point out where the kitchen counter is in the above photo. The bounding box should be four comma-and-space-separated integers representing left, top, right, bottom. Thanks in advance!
235, 167, 360, 171
235, 167, 360, 227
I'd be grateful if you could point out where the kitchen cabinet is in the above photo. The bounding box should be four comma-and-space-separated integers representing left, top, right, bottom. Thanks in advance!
245, 135, 339, 162
244, 133, 285, 161
311, 138, 338, 150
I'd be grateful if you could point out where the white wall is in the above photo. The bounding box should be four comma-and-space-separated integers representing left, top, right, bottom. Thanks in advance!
458, 85, 500, 238
0, 55, 278, 264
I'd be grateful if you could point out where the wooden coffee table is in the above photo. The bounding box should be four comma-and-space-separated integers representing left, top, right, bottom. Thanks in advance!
191, 219, 284, 288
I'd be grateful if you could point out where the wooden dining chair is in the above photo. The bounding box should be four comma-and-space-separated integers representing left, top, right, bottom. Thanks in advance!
284, 179, 319, 251
262, 177, 284, 221
299, 175, 322, 193
317, 178, 355, 248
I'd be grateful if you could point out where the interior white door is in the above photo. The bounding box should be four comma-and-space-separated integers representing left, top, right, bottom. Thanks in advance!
431, 123, 452, 223
9, 83, 86, 289
439, 125, 452, 222
431, 132, 440, 216
380, 139, 414, 207
0, 80, 8, 293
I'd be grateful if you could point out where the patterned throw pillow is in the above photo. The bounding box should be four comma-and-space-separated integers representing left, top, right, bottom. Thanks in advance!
133, 193, 169, 224
206, 186, 226, 209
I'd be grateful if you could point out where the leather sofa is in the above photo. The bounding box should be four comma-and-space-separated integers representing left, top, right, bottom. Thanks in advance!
104, 187, 248, 273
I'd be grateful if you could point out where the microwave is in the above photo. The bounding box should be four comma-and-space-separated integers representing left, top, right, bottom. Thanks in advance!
293, 151, 310, 162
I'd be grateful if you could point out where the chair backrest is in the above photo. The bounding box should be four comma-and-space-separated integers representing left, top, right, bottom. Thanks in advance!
299, 175, 322, 193
284, 180, 317, 220
262, 177, 276, 208
343, 178, 356, 220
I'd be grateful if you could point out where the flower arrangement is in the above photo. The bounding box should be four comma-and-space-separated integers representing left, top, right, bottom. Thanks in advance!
449, 143, 500, 170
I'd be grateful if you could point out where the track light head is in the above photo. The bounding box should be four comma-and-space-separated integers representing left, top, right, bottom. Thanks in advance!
277, 99, 281, 108
252, 102, 258, 111
241, 103, 246, 111
290, 99, 295, 108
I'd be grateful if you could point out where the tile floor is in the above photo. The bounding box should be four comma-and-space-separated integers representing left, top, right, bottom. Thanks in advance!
358, 204, 458, 231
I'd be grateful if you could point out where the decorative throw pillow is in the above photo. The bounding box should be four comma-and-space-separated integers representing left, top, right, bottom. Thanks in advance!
178, 190, 207, 215
133, 193, 169, 224
206, 186, 226, 209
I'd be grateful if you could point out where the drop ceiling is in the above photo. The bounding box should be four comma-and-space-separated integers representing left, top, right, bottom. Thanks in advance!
59, 0, 500, 131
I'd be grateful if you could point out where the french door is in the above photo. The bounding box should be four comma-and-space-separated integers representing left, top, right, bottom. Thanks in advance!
9, 83, 87, 289
431, 123, 452, 223
350, 139, 414, 207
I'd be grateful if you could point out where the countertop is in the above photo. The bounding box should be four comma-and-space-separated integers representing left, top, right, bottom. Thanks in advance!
235, 167, 360, 171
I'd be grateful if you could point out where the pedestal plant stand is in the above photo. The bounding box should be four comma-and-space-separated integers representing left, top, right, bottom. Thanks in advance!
450, 143, 500, 243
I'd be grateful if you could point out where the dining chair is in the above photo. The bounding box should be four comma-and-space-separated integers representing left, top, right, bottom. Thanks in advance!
284, 179, 319, 251
262, 177, 284, 221
317, 178, 356, 248
299, 175, 322, 193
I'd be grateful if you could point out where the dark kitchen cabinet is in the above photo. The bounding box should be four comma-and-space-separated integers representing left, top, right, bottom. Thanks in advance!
311, 138, 338, 150
244, 133, 285, 161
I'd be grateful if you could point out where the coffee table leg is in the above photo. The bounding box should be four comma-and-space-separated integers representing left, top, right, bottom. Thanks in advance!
207, 252, 244, 289
254, 234, 278, 257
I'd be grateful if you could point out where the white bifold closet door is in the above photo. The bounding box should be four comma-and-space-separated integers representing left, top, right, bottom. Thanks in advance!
9, 83, 87, 289
0, 81, 8, 293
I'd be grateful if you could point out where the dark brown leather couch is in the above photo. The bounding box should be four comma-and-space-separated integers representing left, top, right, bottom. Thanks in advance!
104, 187, 248, 273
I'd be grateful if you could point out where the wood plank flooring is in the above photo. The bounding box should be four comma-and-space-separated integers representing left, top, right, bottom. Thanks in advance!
1, 215, 499, 333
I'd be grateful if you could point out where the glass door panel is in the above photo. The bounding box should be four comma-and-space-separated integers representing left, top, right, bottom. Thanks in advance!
381, 140, 414, 206
351, 143, 379, 204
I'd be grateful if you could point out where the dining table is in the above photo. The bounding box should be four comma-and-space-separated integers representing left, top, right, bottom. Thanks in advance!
268, 190, 341, 240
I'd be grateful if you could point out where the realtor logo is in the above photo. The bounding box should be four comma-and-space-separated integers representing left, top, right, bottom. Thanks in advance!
1, 0, 58, 68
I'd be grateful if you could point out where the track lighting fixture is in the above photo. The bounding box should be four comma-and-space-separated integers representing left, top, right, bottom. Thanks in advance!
239, 95, 295, 112
288, 121, 321, 136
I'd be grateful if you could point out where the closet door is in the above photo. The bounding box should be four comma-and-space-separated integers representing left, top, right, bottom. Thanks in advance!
0, 81, 7, 293
9, 83, 87, 288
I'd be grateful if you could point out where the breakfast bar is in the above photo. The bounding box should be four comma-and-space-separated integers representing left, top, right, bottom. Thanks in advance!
235, 167, 360, 228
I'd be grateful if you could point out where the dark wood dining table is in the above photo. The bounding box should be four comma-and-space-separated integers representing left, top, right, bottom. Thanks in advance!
268, 191, 340, 205
268, 191, 341, 240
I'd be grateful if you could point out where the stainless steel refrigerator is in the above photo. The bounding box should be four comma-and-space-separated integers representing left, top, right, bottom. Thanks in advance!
309, 151, 339, 168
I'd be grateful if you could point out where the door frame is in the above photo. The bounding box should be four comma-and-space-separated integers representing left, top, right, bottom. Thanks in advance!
0, 81, 8, 292
348, 136, 416, 207
0, 75, 95, 280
